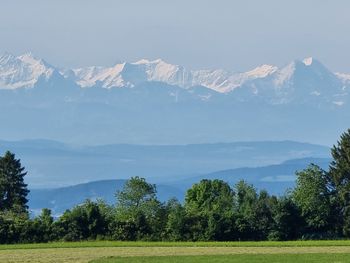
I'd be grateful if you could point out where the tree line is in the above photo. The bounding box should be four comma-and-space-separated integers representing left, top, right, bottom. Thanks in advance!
0, 129, 350, 243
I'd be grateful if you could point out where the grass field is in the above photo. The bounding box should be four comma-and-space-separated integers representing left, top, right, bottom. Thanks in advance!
2, 240, 350, 250
92, 254, 350, 263
1, 241, 350, 263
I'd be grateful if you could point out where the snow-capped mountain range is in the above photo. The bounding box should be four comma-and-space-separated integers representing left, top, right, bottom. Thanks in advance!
0, 52, 349, 146
69, 59, 280, 92
0, 52, 349, 106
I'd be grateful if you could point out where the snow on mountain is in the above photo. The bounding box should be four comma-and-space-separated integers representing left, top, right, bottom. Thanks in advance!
0, 52, 56, 89
71, 59, 279, 93
245, 57, 348, 105
71, 56, 348, 103
0, 52, 349, 106
336, 72, 350, 83
72, 64, 125, 88
303, 57, 313, 66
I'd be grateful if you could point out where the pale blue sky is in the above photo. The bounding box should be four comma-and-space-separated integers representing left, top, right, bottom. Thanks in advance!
1, 0, 349, 72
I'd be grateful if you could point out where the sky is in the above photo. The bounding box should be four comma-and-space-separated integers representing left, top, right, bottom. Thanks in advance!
1, 0, 349, 72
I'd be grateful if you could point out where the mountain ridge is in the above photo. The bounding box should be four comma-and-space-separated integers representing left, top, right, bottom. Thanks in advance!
0, 52, 348, 108
0, 52, 349, 146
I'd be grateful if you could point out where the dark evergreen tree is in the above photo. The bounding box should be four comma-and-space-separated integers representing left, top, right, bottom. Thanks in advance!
329, 129, 350, 236
0, 151, 29, 213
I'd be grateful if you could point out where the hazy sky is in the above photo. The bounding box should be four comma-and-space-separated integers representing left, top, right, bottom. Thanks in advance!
1, 0, 349, 72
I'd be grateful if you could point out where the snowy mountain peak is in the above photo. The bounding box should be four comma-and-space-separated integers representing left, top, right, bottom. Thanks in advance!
303, 57, 314, 66
17, 52, 49, 67
0, 52, 56, 89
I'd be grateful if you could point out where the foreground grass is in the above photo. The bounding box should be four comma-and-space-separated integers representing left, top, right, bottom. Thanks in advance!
2, 240, 350, 250
92, 254, 350, 263
2, 245, 350, 263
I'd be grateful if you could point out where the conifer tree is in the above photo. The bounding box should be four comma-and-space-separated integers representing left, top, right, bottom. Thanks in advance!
0, 151, 29, 213
329, 129, 350, 236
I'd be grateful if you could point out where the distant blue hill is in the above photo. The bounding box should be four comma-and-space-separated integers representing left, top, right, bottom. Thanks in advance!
0, 139, 330, 189
0, 139, 332, 216
176, 157, 331, 194
28, 157, 331, 216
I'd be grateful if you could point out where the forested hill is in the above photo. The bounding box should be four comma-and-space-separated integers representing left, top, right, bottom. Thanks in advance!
28, 157, 331, 216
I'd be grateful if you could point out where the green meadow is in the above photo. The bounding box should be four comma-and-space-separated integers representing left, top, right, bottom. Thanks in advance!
1, 241, 350, 263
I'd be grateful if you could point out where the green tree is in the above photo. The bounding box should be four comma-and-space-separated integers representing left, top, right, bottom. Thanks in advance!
329, 129, 350, 236
164, 198, 187, 241
56, 200, 109, 241
115, 177, 163, 240
0, 210, 28, 244
293, 164, 332, 237
21, 208, 54, 243
184, 179, 235, 241
253, 190, 276, 240
116, 176, 157, 218
0, 151, 29, 213
269, 195, 303, 240
234, 180, 258, 240
36, 208, 54, 241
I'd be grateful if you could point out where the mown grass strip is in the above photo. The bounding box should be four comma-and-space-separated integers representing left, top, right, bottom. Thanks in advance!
91, 253, 350, 263
2, 246, 350, 263
1, 240, 350, 250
